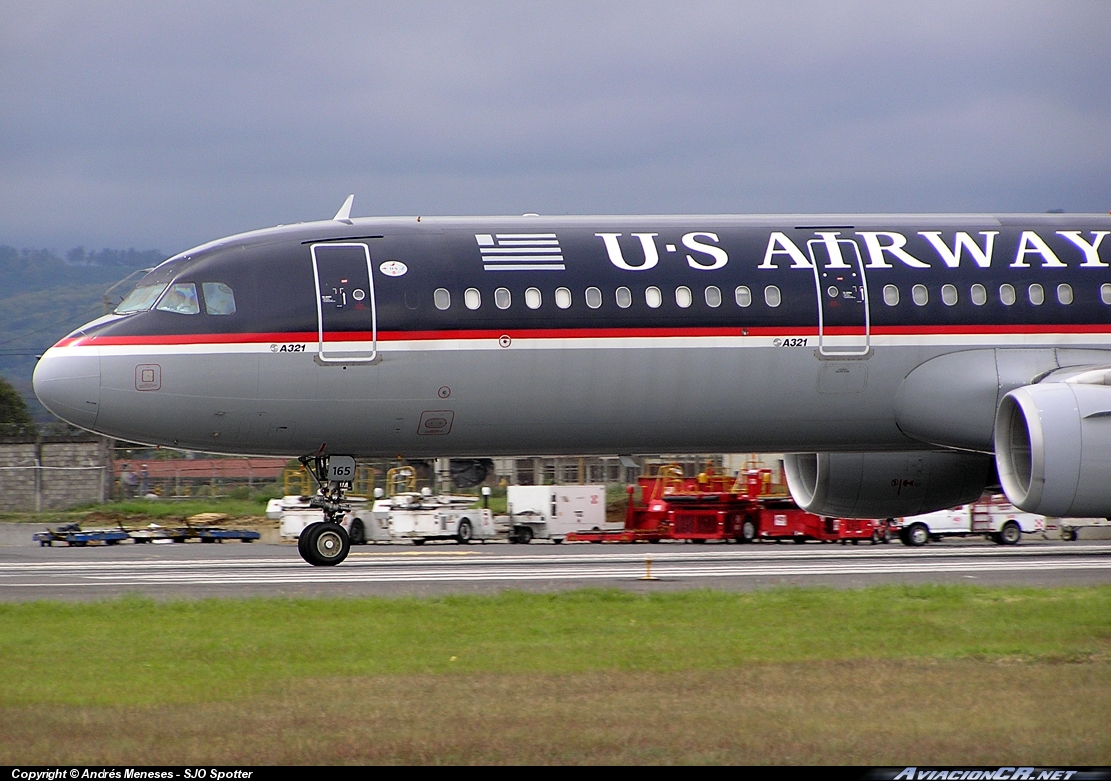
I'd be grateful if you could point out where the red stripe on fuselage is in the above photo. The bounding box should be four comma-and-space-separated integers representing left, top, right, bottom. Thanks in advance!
51, 322, 1111, 348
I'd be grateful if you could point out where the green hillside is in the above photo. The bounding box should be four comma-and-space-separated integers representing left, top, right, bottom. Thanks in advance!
0, 245, 165, 421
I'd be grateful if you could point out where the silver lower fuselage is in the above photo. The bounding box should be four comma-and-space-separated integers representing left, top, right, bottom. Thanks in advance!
34, 331, 1111, 458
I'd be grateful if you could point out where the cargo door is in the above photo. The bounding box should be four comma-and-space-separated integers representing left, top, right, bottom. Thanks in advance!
807, 233, 870, 356
311, 242, 378, 363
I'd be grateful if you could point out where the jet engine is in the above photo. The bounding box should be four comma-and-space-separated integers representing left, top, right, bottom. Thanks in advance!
783, 451, 992, 518
449, 458, 493, 489
994, 379, 1111, 517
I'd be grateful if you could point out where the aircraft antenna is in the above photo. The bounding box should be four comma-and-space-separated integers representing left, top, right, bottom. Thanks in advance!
333, 194, 354, 224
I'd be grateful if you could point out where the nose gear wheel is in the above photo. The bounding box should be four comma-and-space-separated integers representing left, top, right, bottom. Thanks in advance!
302, 522, 350, 566
296, 453, 354, 566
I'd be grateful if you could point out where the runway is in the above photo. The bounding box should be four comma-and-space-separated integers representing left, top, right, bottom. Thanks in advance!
2, 538, 1110, 599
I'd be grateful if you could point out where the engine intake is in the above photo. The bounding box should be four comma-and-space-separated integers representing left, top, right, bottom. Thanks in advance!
784, 451, 992, 518
995, 382, 1111, 517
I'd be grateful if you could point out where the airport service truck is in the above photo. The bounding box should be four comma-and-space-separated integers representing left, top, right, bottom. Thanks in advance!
274, 490, 495, 544
272, 495, 373, 540
349, 490, 497, 544
504, 484, 614, 543
898, 495, 1044, 546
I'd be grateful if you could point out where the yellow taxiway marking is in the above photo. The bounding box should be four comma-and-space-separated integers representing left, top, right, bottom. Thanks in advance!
348, 550, 484, 557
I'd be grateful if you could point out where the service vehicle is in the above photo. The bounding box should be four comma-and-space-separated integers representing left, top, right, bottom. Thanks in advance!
503, 484, 611, 543
897, 495, 1043, 546
566, 465, 877, 543
274, 494, 376, 541
1039, 516, 1111, 541
349, 488, 497, 545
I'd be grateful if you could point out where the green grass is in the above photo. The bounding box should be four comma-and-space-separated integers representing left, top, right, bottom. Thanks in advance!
6, 663, 1109, 765
3, 585, 1110, 764
85, 497, 272, 519
2, 585, 1109, 707
0, 496, 273, 524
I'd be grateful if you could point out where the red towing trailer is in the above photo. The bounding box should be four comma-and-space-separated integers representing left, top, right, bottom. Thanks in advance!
567, 466, 891, 544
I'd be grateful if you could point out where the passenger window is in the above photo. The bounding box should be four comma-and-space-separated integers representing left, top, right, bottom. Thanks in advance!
970, 284, 987, 306
704, 286, 721, 308
494, 287, 512, 310
941, 284, 958, 306
675, 286, 692, 308
1057, 283, 1073, 305
764, 285, 781, 308
735, 286, 752, 307
585, 287, 602, 309
882, 285, 899, 306
645, 287, 662, 308
524, 287, 542, 310
156, 282, 200, 315
615, 286, 632, 309
1028, 284, 1044, 305
202, 283, 236, 315
464, 288, 481, 310
433, 288, 451, 311
555, 287, 572, 309
999, 284, 1016, 306
912, 284, 928, 306
1102, 283, 1111, 305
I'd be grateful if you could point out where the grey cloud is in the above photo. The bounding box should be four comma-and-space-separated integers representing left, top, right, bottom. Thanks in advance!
1, 1, 1109, 253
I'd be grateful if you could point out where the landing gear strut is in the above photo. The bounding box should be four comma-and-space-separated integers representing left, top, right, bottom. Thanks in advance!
297, 453, 353, 566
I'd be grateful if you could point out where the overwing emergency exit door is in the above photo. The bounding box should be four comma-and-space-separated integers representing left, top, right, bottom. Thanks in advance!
311, 242, 378, 363
807, 233, 870, 356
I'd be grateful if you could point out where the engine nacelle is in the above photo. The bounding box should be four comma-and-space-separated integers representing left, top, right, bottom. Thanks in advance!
995, 382, 1111, 517
784, 451, 992, 518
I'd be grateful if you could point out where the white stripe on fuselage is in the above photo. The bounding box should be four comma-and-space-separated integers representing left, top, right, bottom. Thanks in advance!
50, 331, 1111, 358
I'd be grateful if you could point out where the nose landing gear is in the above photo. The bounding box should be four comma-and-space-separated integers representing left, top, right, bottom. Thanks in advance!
297, 453, 354, 566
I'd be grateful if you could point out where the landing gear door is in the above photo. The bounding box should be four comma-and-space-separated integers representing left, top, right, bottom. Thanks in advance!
807, 234, 870, 357
311, 243, 378, 364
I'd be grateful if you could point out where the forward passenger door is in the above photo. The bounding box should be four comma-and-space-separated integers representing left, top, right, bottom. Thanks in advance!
311, 243, 378, 363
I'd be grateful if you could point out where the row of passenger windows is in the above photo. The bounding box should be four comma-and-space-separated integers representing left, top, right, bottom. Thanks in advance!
433, 282, 1111, 312
434, 285, 784, 311
879, 282, 1111, 307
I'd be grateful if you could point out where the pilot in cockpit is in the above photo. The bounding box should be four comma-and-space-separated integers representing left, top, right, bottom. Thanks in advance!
156, 282, 200, 314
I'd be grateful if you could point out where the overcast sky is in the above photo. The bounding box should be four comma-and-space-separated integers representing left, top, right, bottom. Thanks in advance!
2, 1, 1109, 255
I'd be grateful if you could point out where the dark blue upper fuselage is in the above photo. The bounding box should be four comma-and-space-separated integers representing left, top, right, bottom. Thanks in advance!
66, 213, 1111, 341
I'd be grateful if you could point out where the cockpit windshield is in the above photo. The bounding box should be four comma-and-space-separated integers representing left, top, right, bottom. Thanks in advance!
115, 284, 169, 314
112, 255, 193, 314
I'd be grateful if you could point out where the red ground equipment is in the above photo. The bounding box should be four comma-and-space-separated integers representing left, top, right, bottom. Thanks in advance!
567, 464, 887, 544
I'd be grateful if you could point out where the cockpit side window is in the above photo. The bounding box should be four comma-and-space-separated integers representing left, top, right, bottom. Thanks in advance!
156, 282, 200, 315
202, 282, 237, 315
115, 284, 168, 314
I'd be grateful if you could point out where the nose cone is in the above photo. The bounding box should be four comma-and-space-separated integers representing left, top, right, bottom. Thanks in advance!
33, 347, 101, 430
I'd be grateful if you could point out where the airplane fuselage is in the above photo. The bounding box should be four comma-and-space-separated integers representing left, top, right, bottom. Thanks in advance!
34, 213, 1111, 460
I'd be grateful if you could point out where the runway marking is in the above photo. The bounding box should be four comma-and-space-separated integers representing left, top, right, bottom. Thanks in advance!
0, 543, 1108, 573
347, 550, 483, 557
3, 555, 1110, 587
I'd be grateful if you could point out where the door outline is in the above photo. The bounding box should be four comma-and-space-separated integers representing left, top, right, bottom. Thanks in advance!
311, 242, 378, 363
807, 234, 870, 356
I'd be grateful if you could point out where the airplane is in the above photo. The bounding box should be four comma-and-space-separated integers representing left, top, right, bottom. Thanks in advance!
33, 197, 1111, 565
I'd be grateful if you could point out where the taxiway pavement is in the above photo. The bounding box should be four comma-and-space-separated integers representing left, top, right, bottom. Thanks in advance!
2, 537, 1110, 600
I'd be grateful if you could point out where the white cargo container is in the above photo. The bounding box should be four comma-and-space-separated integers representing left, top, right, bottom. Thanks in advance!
898, 495, 1044, 546
505, 484, 612, 543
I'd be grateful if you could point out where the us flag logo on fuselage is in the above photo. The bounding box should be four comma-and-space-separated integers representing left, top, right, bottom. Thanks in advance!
475, 233, 565, 271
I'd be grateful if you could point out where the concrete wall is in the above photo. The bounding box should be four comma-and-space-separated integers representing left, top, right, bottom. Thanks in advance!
0, 437, 109, 511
